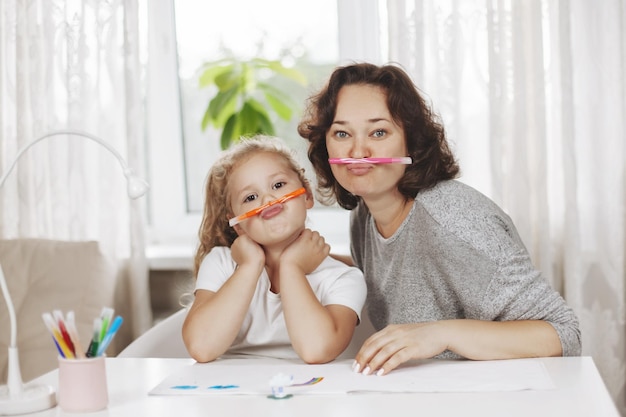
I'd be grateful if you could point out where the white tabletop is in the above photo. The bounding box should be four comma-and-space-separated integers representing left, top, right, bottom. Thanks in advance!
25, 356, 619, 417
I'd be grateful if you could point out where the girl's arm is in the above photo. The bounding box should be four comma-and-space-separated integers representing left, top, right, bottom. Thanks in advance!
182, 236, 264, 363
278, 229, 359, 363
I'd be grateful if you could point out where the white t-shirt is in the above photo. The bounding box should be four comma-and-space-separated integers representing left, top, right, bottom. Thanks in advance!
195, 246, 367, 359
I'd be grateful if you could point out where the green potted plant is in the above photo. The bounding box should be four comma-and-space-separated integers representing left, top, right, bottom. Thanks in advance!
199, 57, 308, 149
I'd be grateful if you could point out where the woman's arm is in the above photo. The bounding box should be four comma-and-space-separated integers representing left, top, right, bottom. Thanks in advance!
354, 319, 562, 375
329, 252, 355, 266
182, 236, 265, 363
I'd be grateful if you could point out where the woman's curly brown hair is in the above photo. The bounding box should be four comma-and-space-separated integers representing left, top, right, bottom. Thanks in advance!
297, 62, 459, 210
193, 135, 311, 277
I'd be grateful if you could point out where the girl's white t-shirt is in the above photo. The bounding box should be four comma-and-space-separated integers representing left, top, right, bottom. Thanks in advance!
195, 246, 367, 359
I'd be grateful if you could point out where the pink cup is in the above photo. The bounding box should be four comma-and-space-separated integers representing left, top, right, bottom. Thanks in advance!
58, 356, 108, 412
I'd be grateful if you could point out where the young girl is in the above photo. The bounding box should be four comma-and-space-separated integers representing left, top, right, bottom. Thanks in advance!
182, 135, 366, 364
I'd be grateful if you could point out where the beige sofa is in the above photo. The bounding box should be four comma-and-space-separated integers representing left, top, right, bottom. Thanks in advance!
0, 239, 119, 382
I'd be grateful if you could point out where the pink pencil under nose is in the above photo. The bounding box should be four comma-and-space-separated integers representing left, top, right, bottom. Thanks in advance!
328, 157, 412, 165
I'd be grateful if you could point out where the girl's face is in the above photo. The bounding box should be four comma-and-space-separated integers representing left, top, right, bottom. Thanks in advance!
325, 84, 408, 203
228, 152, 313, 247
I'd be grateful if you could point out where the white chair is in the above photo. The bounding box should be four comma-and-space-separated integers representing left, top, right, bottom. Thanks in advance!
118, 308, 189, 358
118, 307, 376, 359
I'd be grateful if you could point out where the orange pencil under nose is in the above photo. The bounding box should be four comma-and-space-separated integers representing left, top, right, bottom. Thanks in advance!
229, 187, 306, 227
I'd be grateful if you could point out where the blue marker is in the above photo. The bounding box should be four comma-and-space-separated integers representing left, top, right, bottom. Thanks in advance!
51, 336, 65, 358
96, 315, 123, 357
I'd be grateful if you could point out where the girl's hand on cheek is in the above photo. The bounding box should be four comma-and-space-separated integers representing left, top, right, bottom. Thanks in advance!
281, 228, 329, 274
231, 233, 265, 271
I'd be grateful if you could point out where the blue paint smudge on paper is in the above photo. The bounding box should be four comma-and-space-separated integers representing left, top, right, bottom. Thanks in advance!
171, 385, 198, 390
208, 385, 239, 390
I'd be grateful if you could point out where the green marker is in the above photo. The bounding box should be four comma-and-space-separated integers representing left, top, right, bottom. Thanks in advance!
99, 307, 114, 343
86, 317, 101, 357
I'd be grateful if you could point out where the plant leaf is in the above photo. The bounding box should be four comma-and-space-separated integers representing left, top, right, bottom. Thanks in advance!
264, 91, 293, 120
198, 64, 234, 88
201, 105, 212, 131
214, 68, 242, 92
221, 113, 239, 149
256, 110, 275, 136
244, 99, 275, 135
241, 102, 260, 135
208, 87, 239, 128
265, 61, 308, 85
246, 97, 270, 116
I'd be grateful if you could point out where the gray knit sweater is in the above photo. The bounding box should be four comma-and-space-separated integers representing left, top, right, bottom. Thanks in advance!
350, 179, 581, 358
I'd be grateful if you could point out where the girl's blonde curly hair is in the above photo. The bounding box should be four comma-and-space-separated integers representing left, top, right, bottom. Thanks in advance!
193, 135, 311, 278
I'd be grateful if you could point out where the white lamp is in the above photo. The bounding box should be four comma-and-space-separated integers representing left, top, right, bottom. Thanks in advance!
0, 130, 149, 415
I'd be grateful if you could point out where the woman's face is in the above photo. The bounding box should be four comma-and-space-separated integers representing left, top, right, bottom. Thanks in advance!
325, 84, 408, 202
228, 152, 313, 247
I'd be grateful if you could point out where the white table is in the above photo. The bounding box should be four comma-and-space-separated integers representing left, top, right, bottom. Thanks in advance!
25, 356, 619, 417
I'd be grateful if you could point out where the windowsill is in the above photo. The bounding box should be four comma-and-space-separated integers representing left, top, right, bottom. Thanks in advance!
146, 244, 196, 271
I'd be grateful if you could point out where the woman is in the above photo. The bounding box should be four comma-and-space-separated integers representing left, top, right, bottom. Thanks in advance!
298, 62, 581, 376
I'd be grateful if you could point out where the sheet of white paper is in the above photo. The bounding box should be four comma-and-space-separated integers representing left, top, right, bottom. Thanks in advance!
149, 358, 555, 396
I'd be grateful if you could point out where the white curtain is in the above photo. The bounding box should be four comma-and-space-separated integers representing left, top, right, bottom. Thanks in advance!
387, 0, 625, 413
0, 0, 152, 346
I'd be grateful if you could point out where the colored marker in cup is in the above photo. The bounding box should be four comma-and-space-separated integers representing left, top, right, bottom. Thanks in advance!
96, 315, 123, 357
328, 157, 412, 165
229, 187, 306, 227
86, 318, 101, 358
42, 312, 74, 359
66, 311, 86, 359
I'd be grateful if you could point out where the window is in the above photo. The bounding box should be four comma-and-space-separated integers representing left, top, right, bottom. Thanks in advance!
145, 0, 383, 257
175, 0, 340, 213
